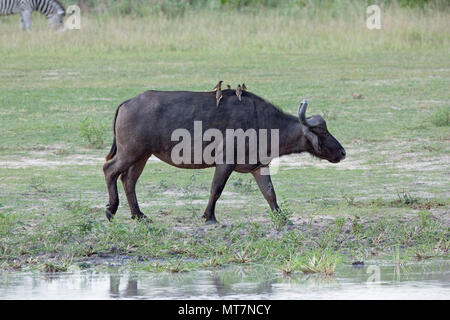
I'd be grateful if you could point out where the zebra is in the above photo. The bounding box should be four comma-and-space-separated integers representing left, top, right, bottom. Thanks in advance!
0, 0, 65, 30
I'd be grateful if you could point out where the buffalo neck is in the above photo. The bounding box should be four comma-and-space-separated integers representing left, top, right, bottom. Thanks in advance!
277, 114, 305, 156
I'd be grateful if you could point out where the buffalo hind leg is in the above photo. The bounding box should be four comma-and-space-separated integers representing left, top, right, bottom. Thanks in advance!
202, 164, 235, 224
103, 155, 140, 221
120, 155, 151, 221
252, 167, 280, 212
103, 157, 128, 221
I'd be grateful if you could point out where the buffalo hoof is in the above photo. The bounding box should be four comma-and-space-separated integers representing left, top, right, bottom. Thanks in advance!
105, 209, 115, 221
132, 213, 152, 222
205, 218, 218, 225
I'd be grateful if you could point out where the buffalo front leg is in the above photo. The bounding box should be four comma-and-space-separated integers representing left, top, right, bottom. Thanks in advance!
202, 164, 235, 224
252, 167, 280, 212
120, 155, 151, 221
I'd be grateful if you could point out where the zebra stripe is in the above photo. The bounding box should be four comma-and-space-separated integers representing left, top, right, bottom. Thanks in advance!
0, 0, 18, 15
0, 0, 65, 29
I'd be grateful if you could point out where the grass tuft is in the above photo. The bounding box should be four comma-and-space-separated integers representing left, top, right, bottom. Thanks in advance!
79, 117, 107, 149
429, 107, 450, 127
30, 177, 52, 193
282, 249, 340, 276
268, 199, 293, 231
297, 250, 340, 276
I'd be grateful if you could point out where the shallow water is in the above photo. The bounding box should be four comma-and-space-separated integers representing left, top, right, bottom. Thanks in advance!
0, 259, 448, 300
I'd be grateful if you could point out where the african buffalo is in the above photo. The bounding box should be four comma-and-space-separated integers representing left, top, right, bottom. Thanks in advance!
103, 89, 345, 223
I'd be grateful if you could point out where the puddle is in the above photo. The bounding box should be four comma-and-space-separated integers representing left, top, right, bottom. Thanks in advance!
0, 259, 448, 299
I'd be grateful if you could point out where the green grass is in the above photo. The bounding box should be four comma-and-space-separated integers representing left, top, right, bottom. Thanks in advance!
268, 199, 294, 231
280, 248, 341, 276
0, 6, 449, 272
78, 117, 108, 149
429, 106, 450, 127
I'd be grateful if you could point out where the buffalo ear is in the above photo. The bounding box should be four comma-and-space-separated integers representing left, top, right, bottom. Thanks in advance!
303, 128, 321, 153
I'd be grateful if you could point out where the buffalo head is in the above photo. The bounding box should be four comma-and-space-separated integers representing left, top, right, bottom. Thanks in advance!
298, 99, 346, 163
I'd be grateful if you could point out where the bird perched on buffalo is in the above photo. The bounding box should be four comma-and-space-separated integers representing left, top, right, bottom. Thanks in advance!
236, 84, 242, 101
213, 80, 223, 107
213, 80, 223, 91
242, 83, 247, 91
226, 84, 231, 90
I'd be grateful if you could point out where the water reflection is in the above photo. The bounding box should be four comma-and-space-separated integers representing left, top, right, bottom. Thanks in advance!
109, 274, 140, 299
0, 259, 448, 299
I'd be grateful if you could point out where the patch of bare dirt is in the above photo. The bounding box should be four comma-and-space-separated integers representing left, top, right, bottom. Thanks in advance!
280, 154, 369, 170
0, 155, 104, 168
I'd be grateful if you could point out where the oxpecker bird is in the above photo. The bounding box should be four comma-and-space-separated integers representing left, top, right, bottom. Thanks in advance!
213, 81, 223, 91
213, 81, 223, 107
216, 89, 223, 107
236, 84, 242, 101
242, 83, 247, 91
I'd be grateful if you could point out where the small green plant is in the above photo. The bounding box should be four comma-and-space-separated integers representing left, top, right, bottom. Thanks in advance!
232, 177, 254, 194
248, 222, 263, 240
232, 249, 250, 264
334, 217, 346, 232
79, 117, 107, 149
268, 200, 293, 231
351, 215, 363, 234
30, 177, 52, 193
370, 197, 386, 208
296, 249, 340, 276
165, 259, 194, 273
0, 212, 17, 236
62, 199, 99, 236
42, 258, 71, 273
203, 257, 221, 268
417, 210, 432, 228
340, 191, 355, 206
280, 257, 296, 276
396, 190, 418, 206
6, 260, 22, 270
182, 173, 200, 218
429, 106, 449, 127
414, 243, 436, 260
